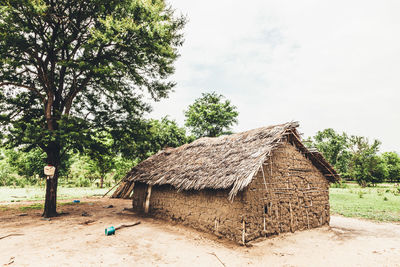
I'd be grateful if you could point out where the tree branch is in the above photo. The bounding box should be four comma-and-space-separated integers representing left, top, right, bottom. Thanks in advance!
0, 82, 46, 103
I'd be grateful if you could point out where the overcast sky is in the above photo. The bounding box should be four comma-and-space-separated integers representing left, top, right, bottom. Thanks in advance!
149, 0, 400, 153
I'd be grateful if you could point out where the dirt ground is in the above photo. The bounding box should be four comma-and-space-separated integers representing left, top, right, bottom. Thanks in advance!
1, 198, 399, 267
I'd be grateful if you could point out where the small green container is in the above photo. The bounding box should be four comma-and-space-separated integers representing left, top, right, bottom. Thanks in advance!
105, 226, 115, 236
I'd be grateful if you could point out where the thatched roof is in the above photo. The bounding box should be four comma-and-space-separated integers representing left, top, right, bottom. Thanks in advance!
118, 122, 339, 200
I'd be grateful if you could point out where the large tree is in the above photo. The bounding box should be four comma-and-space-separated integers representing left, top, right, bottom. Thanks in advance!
0, 0, 185, 217
306, 128, 351, 177
382, 152, 400, 183
348, 137, 386, 186
184, 92, 238, 138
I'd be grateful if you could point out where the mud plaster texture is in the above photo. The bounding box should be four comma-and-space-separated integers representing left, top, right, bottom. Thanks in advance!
132, 142, 330, 243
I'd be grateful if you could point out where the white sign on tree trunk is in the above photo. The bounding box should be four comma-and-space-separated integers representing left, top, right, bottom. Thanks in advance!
44, 165, 56, 177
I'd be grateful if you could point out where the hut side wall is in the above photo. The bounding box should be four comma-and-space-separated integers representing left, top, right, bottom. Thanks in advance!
242, 142, 331, 241
132, 183, 247, 242
132, 142, 330, 243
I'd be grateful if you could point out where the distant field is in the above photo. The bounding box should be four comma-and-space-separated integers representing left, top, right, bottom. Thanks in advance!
330, 183, 400, 222
0, 186, 112, 203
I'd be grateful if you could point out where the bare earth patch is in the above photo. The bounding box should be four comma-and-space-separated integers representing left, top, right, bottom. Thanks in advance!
1, 198, 399, 266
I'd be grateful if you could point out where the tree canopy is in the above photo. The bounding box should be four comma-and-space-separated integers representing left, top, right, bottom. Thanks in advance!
306, 129, 351, 176
0, 0, 185, 216
184, 92, 238, 138
307, 129, 400, 186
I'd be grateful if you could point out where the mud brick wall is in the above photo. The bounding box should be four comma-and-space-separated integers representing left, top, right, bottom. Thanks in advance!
132, 141, 331, 243
133, 183, 247, 242
243, 142, 331, 241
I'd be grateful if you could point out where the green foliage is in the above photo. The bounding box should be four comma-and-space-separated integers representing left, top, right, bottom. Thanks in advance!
0, 0, 185, 154
330, 182, 348, 189
0, 148, 32, 186
84, 131, 116, 187
5, 148, 45, 181
77, 117, 189, 187
184, 92, 238, 138
308, 129, 351, 176
74, 177, 91, 187
113, 116, 191, 161
348, 137, 386, 186
65, 153, 110, 187
0, 116, 191, 189
142, 117, 192, 157
381, 152, 400, 182
0, 147, 75, 186
0, 149, 16, 186
112, 156, 138, 183
0, 0, 185, 214
308, 128, 399, 186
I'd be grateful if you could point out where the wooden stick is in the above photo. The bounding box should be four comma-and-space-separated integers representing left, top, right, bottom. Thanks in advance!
242, 220, 246, 244
108, 180, 126, 198
260, 164, 268, 191
123, 182, 135, 199
104, 175, 130, 198
144, 185, 152, 213
263, 215, 266, 232
119, 182, 131, 198
0, 233, 23, 240
208, 252, 226, 267
115, 221, 141, 230
214, 219, 219, 233
289, 202, 294, 233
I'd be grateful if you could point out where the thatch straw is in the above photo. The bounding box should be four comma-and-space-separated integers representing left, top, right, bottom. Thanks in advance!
121, 122, 339, 200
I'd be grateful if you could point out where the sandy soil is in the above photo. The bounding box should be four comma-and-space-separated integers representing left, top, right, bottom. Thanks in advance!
1, 198, 399, 267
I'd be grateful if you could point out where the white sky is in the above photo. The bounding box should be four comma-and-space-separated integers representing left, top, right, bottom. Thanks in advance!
149, 0, 400, 153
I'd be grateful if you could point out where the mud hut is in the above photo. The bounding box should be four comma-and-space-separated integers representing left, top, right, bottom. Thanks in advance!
113, 122, 339, 243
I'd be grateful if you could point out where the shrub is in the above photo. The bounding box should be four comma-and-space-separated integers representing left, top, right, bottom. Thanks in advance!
74, 177, 91, 187
331, 182, 348, 189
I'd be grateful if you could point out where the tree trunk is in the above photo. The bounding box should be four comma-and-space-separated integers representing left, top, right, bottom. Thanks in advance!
100, 176, 104, 188
43, 145, 61, 218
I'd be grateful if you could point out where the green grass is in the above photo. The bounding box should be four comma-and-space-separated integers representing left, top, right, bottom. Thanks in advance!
17, 201, 81, 211
330, 183, 400, 222
0, 206, 9, 211
0, 201, 84, 212
19, 203, 43, 211
0, 186, 111, 202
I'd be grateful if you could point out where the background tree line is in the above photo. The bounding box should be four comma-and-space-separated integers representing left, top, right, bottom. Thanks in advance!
0, 116, 190, 188
2, 102, 399, 190
306, 129, 400, 186
0, 92, 238, 188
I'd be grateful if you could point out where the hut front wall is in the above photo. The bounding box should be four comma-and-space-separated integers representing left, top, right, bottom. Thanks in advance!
132, 183, 247, 242
132, 142, 330, 243
242, 142, 331, 241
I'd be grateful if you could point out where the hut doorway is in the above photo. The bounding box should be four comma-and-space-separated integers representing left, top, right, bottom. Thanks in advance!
132, 183, 147, 211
